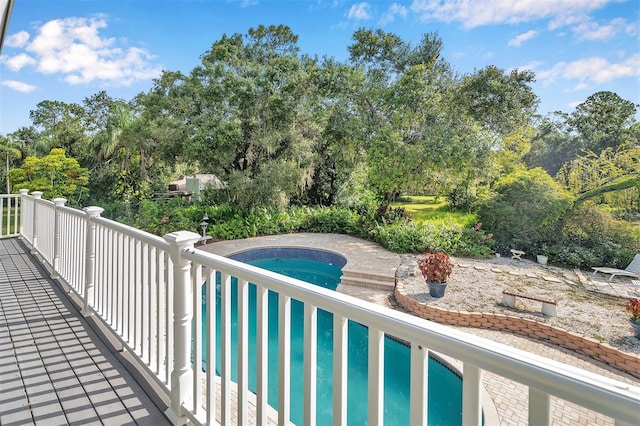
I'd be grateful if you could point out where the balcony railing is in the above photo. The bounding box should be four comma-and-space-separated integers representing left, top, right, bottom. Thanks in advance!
9, 190, 640, 425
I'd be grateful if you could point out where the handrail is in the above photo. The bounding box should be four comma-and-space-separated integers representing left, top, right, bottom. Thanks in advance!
0, 193, 20, 239
15, 190, 640, 426
183, 247, 640, 423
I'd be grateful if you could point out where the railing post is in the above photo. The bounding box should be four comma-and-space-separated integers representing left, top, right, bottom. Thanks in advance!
30, 191, 42, 254
163, 230, 201, 425
82, 206, 104, 316
18, 189, 28, 237
51, 198, 67, 279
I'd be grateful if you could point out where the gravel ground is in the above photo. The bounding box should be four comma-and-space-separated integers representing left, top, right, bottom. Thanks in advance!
398, 254, 640, 355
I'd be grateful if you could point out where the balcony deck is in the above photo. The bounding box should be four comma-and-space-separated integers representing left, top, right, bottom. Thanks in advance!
1, 226, 639, 425
0, 238, 170, 425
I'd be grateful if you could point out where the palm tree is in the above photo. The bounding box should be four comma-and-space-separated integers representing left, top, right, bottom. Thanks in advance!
0, 136, 22, 193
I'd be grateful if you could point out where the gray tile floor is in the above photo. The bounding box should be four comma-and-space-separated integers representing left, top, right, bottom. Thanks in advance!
0, 239, 169, 425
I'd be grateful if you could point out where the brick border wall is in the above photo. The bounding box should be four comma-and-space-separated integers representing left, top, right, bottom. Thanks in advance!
394, 281, 640, 379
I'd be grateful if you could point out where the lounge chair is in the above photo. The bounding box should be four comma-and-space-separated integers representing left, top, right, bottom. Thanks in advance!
591, 254, 640, 282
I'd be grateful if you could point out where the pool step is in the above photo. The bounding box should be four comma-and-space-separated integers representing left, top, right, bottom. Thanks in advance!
340, 269, 395, 290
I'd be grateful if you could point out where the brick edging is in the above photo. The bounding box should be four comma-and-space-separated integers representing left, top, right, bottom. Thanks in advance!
394, 281, 640, 379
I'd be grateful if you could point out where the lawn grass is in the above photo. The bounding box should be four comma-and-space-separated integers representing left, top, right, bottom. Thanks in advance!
391, 195, 477, 226
1, 205, 20, 236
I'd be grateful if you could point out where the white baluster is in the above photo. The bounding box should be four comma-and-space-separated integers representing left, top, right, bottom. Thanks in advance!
529, 387, 550, 426
462, 363, 483, 426
304, 303, 318, 426
163, 230, 201, 424
368, 328, 384, 426
51, 198, 66, 279
30, 191, 42, 254
333, 315, 348, 426
238, 278, 249, 424
279, 294, 292, 425
256, 285, 269, 425
82, 206, 104, 316
410, 344, 428, 426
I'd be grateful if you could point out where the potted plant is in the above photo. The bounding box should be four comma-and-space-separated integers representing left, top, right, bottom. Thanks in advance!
626, 298, 640, 339
418, 252, 454, 298
536, 243, 549, 265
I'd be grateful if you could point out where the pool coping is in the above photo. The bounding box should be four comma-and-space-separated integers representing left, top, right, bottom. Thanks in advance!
200, 233, 401, 290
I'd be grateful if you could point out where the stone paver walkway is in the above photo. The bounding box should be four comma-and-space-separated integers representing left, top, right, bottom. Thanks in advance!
0, 239, 169, 425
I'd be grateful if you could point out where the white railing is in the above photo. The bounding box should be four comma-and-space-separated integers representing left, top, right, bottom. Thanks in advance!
16, 190, 640, 426
0, 192, 21, 239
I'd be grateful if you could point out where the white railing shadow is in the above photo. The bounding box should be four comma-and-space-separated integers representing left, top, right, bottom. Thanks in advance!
14, 190, 640, 426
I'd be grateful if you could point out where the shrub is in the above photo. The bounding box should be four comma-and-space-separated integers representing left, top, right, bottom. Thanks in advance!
478, 168, 573, 250
554, 202, 640, 268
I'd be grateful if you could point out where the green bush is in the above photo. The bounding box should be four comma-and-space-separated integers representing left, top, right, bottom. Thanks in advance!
554, 203, 640, 268
478, 168, 573, 250
298, 207, 364, 236
369, 221, 494, 256
111, 200, 495, 258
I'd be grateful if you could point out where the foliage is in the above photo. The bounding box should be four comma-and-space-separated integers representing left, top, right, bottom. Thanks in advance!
298, 206, 364, 236
478, 168, 573, 250
369, 221, 493, 256
8, 148, 89, 204
417, 252, 454, 283
0, 136, 22, 193
626, 299, 640, 323
552, 202, 640, 269
454, 66, 538, 137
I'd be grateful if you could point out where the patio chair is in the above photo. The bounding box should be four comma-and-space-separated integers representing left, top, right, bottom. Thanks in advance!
591, 254, 640, 282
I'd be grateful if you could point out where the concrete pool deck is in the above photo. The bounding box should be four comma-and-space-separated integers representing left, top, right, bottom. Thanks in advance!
200, 232, 401, 292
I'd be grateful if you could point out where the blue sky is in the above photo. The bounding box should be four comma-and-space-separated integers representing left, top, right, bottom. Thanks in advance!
1, 0, 638, 135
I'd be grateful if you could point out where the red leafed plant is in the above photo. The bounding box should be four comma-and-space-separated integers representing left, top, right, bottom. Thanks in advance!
626, 298, 640, 322
418, 252, 454, 284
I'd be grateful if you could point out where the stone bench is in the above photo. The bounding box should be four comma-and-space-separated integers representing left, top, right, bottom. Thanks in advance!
501, 289, 558, 317
510, 249, 525, 260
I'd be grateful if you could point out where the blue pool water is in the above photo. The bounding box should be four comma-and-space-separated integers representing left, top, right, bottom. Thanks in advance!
202, 255, 462, 425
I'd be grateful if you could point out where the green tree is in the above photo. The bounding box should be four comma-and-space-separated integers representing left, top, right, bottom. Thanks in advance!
29, 100, 89, 161
454, 66, 538, 138
568, 91, 637, 154
142, 25, 322, 209
478, 168, 573, 249
0, 136, 22, 193
8, 148, 89, 203
346, 28, 490, 202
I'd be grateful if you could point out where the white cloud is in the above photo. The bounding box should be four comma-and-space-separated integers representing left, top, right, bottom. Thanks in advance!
516, 60, 544, 72
537, 54, 640, 89
1, 80, 37, 93
2, 53, 37, 71
380, 3, 408, 25
508, 30, 538, 47
348, 2, 371, 20
572, 18, 634, 41
4, 17, 161, 87
5, 30, 30, 48
410, 0, 614, 29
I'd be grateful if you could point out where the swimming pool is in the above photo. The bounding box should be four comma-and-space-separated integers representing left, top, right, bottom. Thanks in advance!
202, 249, 462, 425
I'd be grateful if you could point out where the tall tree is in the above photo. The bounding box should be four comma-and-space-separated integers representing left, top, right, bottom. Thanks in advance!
29, 100, 89, 162
568, 91, 637, 154
347, 28, 490, 203
142, 25, 322, 209
454, 66, 538, 139
0, 136, 22, 193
